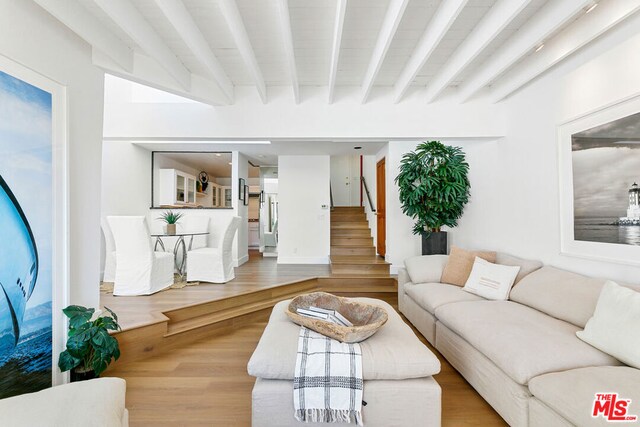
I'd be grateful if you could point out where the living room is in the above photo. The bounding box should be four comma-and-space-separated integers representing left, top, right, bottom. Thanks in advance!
1, 0, 639, 426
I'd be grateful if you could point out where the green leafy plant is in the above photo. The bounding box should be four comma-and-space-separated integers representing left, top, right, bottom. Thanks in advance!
58, 305, 121, 376
395, 141, 471, 236
157, 210, 184, 224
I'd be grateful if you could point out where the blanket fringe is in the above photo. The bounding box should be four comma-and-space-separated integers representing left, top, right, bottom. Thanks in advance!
295, 408, 363, 426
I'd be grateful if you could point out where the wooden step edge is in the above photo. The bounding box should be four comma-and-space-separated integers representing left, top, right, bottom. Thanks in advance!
329, 259, 390, 266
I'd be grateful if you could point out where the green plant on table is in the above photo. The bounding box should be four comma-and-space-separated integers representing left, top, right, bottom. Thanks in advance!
395, 140, 471, 236
157, 210, 184, 224
58, 305, 121, 376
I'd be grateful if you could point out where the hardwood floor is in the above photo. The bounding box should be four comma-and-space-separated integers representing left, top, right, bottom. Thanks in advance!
106, 304, 506, 426
102, 251, 332, 330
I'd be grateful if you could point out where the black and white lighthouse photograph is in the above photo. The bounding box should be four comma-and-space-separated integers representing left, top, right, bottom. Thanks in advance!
572, 111, 640, 246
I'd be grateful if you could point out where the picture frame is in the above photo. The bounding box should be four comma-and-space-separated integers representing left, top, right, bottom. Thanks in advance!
558, 93, 640, 266
0, 54, 69, 395
244, 185, 249, 206
238, 178, 245, 200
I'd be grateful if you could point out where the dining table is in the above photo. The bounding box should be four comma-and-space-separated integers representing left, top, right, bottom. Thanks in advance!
151, 231, 210, 279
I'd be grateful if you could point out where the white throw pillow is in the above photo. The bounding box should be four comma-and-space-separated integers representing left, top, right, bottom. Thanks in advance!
462, 257, 520, 301
577, 281, 640, 369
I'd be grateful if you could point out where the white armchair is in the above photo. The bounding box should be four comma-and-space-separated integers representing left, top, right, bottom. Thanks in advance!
107, 216, 174, 296
187, 216, 241, 283
101, 217, 116, 282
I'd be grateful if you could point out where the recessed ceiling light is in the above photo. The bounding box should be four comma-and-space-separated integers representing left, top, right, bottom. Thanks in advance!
585, 3, 598, 13
354, 146, 362, 150
258, 155, 265, 158
215, 153, 222, 157
228, 162, 232, 165
535, 43, 544, 53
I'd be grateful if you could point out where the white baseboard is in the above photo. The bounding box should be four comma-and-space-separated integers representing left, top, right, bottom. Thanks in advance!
235, 254, 249, 267
277, 256, 330, 264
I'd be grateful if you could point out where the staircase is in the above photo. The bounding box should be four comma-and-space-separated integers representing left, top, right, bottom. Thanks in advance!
330, 206, 390, 275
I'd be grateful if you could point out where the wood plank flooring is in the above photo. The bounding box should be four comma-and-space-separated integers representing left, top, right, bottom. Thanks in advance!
105, 298, 506, 427
101, 251, 332, 330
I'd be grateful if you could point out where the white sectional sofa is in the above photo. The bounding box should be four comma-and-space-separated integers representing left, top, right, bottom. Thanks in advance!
398, 253, 640, 427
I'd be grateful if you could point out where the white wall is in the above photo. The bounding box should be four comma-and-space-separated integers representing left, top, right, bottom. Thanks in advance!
384, 14, 640, 283
233, 152, 249, 265
278, 156, 331, 264
0, 0, 105, 308
362, 155, 378, 249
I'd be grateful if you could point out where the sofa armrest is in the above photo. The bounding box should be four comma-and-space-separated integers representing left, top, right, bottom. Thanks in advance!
0, 377, 127, 427
404, 254, 449, 284
398, 267, 411, 287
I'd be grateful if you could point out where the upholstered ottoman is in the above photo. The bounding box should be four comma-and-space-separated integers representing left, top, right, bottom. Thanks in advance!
248, 298, 442, 427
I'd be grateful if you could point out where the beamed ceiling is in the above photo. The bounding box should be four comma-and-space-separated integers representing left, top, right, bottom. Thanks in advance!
34, 0, 640, 106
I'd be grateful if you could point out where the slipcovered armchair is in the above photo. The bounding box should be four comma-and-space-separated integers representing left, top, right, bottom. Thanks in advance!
101, 217, 116, 282
187, 216, 241, 283
107, 216, 174, 296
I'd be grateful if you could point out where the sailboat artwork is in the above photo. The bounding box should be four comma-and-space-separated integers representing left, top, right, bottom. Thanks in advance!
0, 175, 39, 357
0, 68, 54, 398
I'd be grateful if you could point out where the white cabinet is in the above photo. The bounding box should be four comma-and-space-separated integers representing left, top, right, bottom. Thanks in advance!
222, 186, 232, 208
158, 169, 197, 206
210, 183, 221, 207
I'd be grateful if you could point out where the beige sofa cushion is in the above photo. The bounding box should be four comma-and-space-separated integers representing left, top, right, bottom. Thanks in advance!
248, 298, 440, 380
441, 246, 496, 287
510, 266, 606, 328
0, 378, 127, 427
404, 282, 484, 315
529, 366, 640, 427
495, 252, 543, 284
404, 254, 449, 284
434, 300, 621, 385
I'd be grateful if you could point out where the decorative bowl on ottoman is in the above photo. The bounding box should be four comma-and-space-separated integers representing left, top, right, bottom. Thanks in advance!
285, 292, 388, 343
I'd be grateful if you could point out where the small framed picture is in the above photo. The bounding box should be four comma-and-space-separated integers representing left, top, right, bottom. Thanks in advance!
244, 185, 249, 206
238, 178, 245, 200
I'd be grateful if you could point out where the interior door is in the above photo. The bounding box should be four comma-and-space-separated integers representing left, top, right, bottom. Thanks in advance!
376, 158, 386, 257
330, 156, 351, 206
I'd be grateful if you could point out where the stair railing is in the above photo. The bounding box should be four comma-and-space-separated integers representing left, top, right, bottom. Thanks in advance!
361, 176, 376, 212
329, 182, 334, 210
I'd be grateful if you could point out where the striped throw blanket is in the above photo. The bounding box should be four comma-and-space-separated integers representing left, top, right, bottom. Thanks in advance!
294, 327, 364, 425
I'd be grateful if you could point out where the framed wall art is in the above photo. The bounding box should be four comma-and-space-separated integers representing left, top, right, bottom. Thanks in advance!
0, 55, 68, 397
559, 94, 640, 266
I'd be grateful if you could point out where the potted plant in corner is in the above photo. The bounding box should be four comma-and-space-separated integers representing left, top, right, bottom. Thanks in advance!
158, 210, 183, 235
58, 305, 121, 382
395, 140, 471, 255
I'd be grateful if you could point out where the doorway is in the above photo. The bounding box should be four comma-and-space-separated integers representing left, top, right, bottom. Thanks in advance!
376, 158, 386, 257
330, 155, 360, 206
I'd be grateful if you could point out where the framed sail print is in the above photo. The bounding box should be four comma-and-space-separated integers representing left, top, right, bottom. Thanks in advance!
0, 54, 68, 397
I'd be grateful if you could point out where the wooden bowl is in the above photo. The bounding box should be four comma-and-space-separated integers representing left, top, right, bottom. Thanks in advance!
285, 292, 388, 343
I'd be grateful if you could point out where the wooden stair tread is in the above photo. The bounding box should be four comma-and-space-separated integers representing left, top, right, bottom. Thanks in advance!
330, 256, 389, 265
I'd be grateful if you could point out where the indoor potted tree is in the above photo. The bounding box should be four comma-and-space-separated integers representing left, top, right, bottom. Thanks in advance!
395, 140, 471, 255
58, 305, 121, 381
158, 210, 183, 235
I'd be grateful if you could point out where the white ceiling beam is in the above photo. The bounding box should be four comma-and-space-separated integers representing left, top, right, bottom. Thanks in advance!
93, 0, 191, 90
361, 0, 410, 103
153, 0, 234, 104
328, 0, 347, 104
423, 0, 533, 103
456, 0, 592, 103
93, 50, 229, 106
393, 0, 468, 103
219, 0, 267, 103
490, 0, 640, 102
276, 0, 300, 104
32, 0, 133, 72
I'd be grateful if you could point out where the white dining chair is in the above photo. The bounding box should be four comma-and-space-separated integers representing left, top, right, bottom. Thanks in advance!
101, 217, 116, 282
264, 220, 278, 248
187, 216, 241, 283
182, 215, 210, 250
107, 216, 174, 296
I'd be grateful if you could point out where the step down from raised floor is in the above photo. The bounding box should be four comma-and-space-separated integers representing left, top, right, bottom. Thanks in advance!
330, 206, 387, 275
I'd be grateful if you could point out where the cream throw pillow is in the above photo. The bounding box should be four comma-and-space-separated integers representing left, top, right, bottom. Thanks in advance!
441, 246, 497, 286
577, 281, 640, 369
462, 257, 520, 301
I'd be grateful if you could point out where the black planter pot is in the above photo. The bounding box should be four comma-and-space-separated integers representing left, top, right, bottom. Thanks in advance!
422, 231, 447, 255
71, 369, 97, 382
